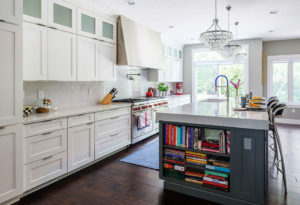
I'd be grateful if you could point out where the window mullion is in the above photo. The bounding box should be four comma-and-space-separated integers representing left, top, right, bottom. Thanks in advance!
288, 61, 294, 104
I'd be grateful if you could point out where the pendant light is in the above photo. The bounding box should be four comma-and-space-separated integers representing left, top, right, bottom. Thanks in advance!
200, 0, 233, 50
219, 6, 242, 59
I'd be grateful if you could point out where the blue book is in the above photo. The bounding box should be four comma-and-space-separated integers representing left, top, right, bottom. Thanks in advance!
191, 128, 194, 149
205, 165, 230, 173
164, 153, 185, 159
165, 124, 167, 145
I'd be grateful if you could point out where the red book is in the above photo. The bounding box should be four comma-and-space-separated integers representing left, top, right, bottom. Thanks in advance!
200, 148, 220, 153
166, 124, 169, 145
206, 174, 226, 181
203, 180, 228, 189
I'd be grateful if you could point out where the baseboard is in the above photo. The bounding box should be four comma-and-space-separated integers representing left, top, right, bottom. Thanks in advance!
275, 118, 300, 125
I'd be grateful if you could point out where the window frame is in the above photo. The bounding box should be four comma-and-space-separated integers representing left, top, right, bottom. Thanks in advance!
191, 45, 249, 102
267, 54, 300, 106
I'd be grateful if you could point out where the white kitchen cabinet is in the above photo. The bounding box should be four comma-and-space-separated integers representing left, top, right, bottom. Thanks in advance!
23, 22, 48, 81
172, 60, 183, 82
0, 124, 23, 204
77, 36, 98, 81
98, 42, 116, 81
24, 151, 67, 190
48, 0, 76, 33
0, 22, 22, 126
23, 0, 47, 25
68, 123, 95, 171
0, 0, 22, 25
48, 28, 76, 81
24, 118, 67, 137
98, 16, 116, 44
77, 8, 98, 39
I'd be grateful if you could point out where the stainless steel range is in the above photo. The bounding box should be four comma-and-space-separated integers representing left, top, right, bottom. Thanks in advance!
113, 97, 168, 144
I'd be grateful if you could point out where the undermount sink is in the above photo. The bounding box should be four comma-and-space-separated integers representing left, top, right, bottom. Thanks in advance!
201, 99, 227, 103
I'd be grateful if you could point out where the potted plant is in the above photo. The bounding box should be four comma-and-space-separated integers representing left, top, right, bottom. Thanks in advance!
158, 83, 169, 97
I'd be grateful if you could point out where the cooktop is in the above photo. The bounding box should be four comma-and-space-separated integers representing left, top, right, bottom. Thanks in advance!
113, 97, 164, 103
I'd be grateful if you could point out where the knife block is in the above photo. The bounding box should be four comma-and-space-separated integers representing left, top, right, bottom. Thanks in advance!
100, 93, 113, 105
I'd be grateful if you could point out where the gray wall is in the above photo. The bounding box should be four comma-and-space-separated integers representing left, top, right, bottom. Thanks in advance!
263, 39, 300, 120
183, 39, 263, 102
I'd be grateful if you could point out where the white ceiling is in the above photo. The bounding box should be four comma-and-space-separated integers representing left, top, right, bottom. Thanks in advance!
94, 0, 300, 44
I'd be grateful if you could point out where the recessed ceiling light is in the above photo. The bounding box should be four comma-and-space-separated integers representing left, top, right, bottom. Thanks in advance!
269, 30, 275, 33
168, 25, 174, 29
270, 10, 279, 14
190, 38, 195, 41
127, 1, 135, 6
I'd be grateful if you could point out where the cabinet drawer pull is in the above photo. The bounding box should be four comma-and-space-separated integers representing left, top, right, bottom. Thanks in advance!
86, 122, 93, 125
0, 126, 5, 130
110, 116, 120, 120
110, 133, 119, 138
43, 132, 52, 135
42, 155, 53, 161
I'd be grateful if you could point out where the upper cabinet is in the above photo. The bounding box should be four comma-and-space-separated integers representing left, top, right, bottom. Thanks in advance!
0, 0, 22, 25
48, 0, 76, 33
77, 36, 99, 81
77, 8, 98, 39
98, 42, 116, 81
23, 0, 47, 25
99, 16, 116, 44
48, 28, 77, 81
0, 22, 22, 126
23, 22, 48, 81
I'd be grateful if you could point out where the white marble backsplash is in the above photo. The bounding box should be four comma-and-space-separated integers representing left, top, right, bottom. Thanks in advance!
24, 68, 175, 109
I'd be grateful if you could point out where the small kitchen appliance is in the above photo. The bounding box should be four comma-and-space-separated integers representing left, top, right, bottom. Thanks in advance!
176, 82, 183, 95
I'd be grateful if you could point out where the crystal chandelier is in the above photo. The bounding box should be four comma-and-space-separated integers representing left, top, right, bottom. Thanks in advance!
219, 6, 242, 59
200, 0, 233, 50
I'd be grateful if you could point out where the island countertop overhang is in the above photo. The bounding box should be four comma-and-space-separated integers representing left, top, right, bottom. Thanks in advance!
157, 100, 269, 130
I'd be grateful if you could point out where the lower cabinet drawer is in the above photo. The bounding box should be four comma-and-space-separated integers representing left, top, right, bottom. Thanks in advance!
95, 130, 130, 160
68, 113, 94, 128
24, 129, 67, 164
24, 152, 67, 191
95, 107, 130, 121
95, 115, 130, 138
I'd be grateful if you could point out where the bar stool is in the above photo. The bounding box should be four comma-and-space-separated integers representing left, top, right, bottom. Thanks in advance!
267, 98, 279, 160
270, 103, 288, 195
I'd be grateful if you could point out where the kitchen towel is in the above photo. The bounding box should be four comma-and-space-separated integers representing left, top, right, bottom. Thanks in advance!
137, 111, 152, 130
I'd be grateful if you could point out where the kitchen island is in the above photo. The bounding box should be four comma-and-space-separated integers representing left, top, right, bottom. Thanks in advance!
157, 99, 269, 205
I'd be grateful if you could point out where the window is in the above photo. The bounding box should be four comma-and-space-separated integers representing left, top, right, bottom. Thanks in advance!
193, 46, 249, 101
268, 55, 300, 105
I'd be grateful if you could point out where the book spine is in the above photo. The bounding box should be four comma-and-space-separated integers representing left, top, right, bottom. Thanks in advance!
200, 148, 220, 153
169, 124, 172, 145
227, 131, 231, 154
165, 124, 168, 145
203, 177, 228, 185
205, 170, 228, 178
203, 180, 228, 189
205, 165, 230, 173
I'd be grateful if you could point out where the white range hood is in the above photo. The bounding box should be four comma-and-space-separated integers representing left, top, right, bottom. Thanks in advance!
117, 15, 164, 69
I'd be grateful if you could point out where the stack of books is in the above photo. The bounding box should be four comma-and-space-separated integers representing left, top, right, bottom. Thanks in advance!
185, 167, 205, 184
164, 124, 201, 149
186, 151, 206, 166
164, 124, 231, 155
164, 163, 185, 172
163, 148, 185, 165
203, 170, 229, 192
207, 156, 230, 169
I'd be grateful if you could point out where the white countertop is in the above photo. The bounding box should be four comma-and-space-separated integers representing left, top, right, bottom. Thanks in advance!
23, 103, 131, 124
157, 98, 269, 130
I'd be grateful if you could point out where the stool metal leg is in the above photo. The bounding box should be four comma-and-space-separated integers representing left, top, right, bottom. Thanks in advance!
274, 125, 287, 195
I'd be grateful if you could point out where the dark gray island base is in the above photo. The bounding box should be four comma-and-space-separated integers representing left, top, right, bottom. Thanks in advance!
157, 100, 269, 205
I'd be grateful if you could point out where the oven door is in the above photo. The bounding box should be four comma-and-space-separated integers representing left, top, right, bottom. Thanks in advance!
132, 110, 153, 139
152, 105, 168, 131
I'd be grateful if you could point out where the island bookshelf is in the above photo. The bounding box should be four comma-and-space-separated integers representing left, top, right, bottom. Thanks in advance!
159, 121, 268, 205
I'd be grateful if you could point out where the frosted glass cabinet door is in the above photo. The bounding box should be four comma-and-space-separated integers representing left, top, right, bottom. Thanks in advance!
23, 22, 48, 81
77, 36, 99, 81
48, 28, 77, 81
77, 9, 98, 39
0, 0, 22, 25
99, 42, 116, 81
48, 0, 76, 33
23, 0, 47, 25
0, 22, 22, 127
99, 16, 116, 44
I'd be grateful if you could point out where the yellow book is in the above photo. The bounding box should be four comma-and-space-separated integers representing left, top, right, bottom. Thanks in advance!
186, 151, 206, 158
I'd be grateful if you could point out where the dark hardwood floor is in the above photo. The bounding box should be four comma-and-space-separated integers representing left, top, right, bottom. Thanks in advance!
15, 124, 300, 205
